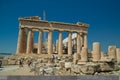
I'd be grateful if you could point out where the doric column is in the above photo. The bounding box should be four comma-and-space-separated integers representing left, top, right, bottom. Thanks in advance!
26, 29, 34, 54
73, 38, 77, 51
73, 53, 79, 64
77, 47, 88, 64
22, 28, 27, 53
68, 32, 72, 55
116, 48, 120, 63
38, 30, 42, 54
108, 46, 116, 59
53, 44, 55, 53
58, 31, 63, 55
80, 33, 83, 49
101, 52, 105, 58
77, 32, 81, 54
56, 39, 59, 53
83, 34, 88, 48
31, 31, 34, 53
16, 28, 27, 54
92, 42, 101, 61
81, 47, 88, 62
48, 30, 53, 55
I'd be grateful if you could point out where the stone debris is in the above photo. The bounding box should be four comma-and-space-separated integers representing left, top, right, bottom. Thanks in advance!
80, 62, 100, 75
1, 52, 120, 76
99, 62, 114, 72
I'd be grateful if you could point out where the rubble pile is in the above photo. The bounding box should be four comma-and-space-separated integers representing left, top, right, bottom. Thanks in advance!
1, 43, 120, 76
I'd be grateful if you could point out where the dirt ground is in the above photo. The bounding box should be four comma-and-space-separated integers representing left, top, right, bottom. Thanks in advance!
0, 65, 34, 75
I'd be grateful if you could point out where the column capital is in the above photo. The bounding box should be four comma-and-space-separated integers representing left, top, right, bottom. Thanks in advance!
58, 30, 63, 32
76, 32, 83, 36
82, 31, 88, 35
38, 29, 43, 31
28, 28, 33, 31
68, 31, 72, 33
48, 29, 53, 32
79, 32, 83, 36
20, 27, 25, 29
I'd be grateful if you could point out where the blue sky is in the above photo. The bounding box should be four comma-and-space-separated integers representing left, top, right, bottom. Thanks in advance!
0, 0, 120, 53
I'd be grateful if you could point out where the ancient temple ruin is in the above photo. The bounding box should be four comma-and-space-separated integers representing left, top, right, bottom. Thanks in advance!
16, 16, 89, 55
2, 16, 120, 75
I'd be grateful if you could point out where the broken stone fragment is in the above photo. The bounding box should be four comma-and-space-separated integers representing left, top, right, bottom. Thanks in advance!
99, 62, 114, 72
80, 62, 100, 75
71, 65, 81, 74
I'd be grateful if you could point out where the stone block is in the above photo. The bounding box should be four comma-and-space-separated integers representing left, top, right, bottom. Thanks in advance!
99, 62, 114, 72
80, 63, 100, 75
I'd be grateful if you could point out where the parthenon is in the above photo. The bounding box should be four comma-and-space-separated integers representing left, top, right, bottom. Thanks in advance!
16, 16, 89, 55
1, 16, 120, 76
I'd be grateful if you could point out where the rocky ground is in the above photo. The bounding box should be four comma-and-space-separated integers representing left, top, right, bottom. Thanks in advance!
0, 54, 120, 76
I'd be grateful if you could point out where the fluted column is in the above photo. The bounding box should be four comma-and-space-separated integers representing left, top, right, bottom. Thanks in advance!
68, 32, 72, 55
26, 29, 33, 54
84, 34, 88, 48
56, 39, 59, 53
48, 30, 53, 55
80, 33, 83, 50
77, 32, 81, 54
22, 28, 27, 53
31, 31, 34, 53
16, 28, 27, 54
58, 31, 63, 55
38, 30, 42, 54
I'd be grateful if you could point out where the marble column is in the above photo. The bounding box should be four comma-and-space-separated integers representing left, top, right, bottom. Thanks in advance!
38, 30, 42, 54
80, 33, 83, 49
53, 44, 55, 53
83, 34, 88, 48
80, 34, 83, 47
56, 39, 59, 53
73, 53, 79, 64
108, 46, 116, 59
26, 29, 33, 54
22, 28, 27, 53
81, 47, 88, 62
101, 52, 105, 58
58, 31, 63, 55
48, 30, 53, 55
31, 31, 34, 53
116, 48, 120, 63
74, 38, 77, 50
16, 28, 27, 54
68, 32, 72, 55
92, 42, 101, 61
77, 32, 81, 54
